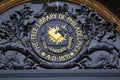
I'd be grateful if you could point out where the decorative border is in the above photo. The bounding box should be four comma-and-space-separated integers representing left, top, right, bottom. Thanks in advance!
0, 0, 31, 14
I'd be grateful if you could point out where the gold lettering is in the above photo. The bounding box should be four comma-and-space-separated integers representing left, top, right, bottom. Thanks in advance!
45, 55, 51, 60
42, 40, 47, 49
58, 14, 65, 20
75, 44, 80, 50
32, 42, 41, 53
77, 41, 82, 46
67, 37, 73, 49
58, 53, 72, 61
46, 15, 51, 21
38, 17, 45, 26
31, 28, 38, 39
48, 47, 67, 53
72, 46, 78, 53
52, 56, 57, 61
50, 14, 57, 19
59, 56, 65, 61
64, 54, 71, 59
37, 14, 57, 26
66, 17, 77, 27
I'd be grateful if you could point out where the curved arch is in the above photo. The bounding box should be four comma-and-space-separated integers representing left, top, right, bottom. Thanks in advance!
0, 0, 120, 33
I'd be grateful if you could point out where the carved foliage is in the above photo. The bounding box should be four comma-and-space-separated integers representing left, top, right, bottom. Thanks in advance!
0, 3, 120, 69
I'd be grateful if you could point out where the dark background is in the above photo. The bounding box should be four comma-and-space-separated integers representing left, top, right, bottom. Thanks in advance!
97, 0, 120, 19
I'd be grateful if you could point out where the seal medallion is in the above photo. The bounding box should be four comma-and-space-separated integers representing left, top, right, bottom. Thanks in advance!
30, 13, 83, 68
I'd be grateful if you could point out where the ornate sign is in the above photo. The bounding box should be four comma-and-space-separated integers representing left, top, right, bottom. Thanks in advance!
30, 13, 83, 63
0, 0, 120, 69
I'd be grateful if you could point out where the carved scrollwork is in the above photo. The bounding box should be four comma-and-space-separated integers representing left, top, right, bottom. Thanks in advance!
0, 2, 120, 69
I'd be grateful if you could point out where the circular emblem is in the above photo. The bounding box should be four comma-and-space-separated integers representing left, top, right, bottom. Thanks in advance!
30, 13, 83, 67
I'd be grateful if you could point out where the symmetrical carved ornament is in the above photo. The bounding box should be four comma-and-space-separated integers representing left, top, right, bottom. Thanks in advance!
0, 0, 120, 69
